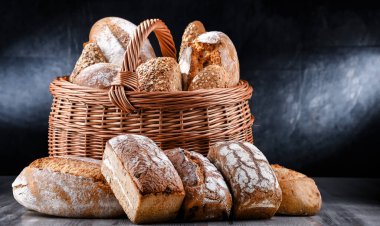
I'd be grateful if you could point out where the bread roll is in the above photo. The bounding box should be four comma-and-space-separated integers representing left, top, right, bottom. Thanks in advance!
89, 17, 155, 66
69, 42, 107, 82
207, 141, 282, 219
188, 65, 228, 91
179, 31, 239, 89
136, 57, 182, 92
72, 63, 120, 89
164, 148, 232, 221
179, 21, 206, 61
271, 164, 322, 216
12, 157, 124, 218
101, 134, 185, 224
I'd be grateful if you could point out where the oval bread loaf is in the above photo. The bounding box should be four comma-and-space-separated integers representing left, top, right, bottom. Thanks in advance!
188, 65, 228, 91
72, 63, 120, 89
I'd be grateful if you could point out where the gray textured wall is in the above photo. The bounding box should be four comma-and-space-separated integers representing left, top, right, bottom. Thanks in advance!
1, 0, 379, 176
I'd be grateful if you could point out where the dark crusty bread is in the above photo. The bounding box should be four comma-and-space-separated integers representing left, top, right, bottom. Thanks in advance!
12, 157, 124, 218
101, 134, 185, 224
271, 164, 322, 216
208, 141, 282, 219
164, 148, 232, 221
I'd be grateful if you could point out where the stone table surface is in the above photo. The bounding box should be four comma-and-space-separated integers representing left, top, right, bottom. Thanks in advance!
1, 176, 379, 226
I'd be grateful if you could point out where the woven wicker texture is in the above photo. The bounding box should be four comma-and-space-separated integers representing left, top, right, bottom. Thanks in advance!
48, 19, 254, 158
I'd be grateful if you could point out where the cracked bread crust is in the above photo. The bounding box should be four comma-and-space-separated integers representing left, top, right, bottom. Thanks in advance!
72, 63, 120, 89
179, 21, 206, 59
208, 141, 282, 219
164, 148, 232, 221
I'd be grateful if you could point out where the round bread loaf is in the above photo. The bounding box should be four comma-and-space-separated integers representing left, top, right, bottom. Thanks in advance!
72, 63, 120, 89
136, 57, 182, 92
12, 157, 124, 218
271, 164, 322, 216
179, 31, 239, 89
89, 17, 155, 66
188, 65, 228, 91
164, 148, 232, 221
208, 141, 282, 220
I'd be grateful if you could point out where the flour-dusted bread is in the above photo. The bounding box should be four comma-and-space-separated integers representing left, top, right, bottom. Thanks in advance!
136, 57, 182, 92
72, 63, 120, 89
188, 65, 229, 91
179, 21, 206, 61
12, 157, 124, 218
164, 148, 232, 221
179, 31, 239, 90
271, 164, 322, 216
89, 17, 155, 66
101, 134, 185, 224
208, 141, 282, 219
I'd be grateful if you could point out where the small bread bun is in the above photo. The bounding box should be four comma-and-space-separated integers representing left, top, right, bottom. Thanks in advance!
271, 164, 322, 216
72, 63, 120, 89
188, 65, 228, 91
136, 57, 182, 92
179, 31, 239, 89
69, 42, 107, 82
89, 17, 155, 66
179, 21, 206, 58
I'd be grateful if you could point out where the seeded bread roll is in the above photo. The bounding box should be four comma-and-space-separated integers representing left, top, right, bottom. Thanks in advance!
89, 17, 155, 66
271, 164, 322, 216
136, 57, 182, 92
101, 134, 185, 224
72, 63, 120, 89
12, 157, 124, 218
207, 141, 282, 219
179, 31, 239, 89
188, 65, 228, 91
164, 148, 232, 221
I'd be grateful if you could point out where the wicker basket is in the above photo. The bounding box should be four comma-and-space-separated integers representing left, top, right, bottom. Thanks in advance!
48, 19, 254, 159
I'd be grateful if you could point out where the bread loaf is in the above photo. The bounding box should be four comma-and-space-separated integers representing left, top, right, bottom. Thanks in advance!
207, 141, 282, 219
72, 63, 120, 89
179, 21, 206, 61
179, 31, 239, 90
12, 157, 124, 218
164, 148, 232, 221
271, 164, 322, 216
101, 134, 185, 224
89, 17, 155, 66
188, 65, 228, 91
136, 57, 182, 91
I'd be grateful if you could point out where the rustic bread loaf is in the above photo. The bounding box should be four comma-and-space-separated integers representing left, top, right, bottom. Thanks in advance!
101, 134, 185, 224
208, 141, 282, 219
179, 31, 239, 90
136, 57, 182, 91
271, 164, 322, 216
164, 148, 232, 221
179, 21, 206, 61
69, 42, 107, 82
89, 17, 155, 66
12, 157, 124, 218
72, 63, 120, 89
188, 65, 228, 91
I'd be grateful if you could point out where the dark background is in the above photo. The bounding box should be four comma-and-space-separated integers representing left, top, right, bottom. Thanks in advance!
1, 0, 379, 176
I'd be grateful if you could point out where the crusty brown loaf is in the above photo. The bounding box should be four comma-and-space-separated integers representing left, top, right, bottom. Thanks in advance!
72, 63, 120, 89
12, 157, 124, 218
69, 42, 107, 82
207, 141, 282, 220
188, 65, 228, 91
271, 164, 322, 216
89, 17, 155, 66
179, 31, 239, 90
164, 148, 232, 221
179, 21, 206, 60
101, 134, 185, 223
136, 57, 182, 92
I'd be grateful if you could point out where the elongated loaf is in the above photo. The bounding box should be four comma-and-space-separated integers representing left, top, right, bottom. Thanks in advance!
101, 134, 185, 224
12, 157, 124, 218
164, 148, 232, 221
271, 164, 322, 216
208, 141, 282, 219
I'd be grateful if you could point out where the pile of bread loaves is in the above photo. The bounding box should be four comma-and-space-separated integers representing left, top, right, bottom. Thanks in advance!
69, 17, 239, 91
13, 135, 322, 223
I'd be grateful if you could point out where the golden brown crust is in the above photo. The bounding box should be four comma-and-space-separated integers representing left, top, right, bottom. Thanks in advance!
188, 65, 228, 91
179, 21, 206, 58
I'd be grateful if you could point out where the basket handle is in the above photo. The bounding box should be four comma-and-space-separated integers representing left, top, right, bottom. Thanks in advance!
108, 19, 176, 112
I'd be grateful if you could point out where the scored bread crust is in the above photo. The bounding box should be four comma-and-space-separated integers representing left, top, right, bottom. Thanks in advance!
207, 141, 282, 220
188, 65, 229, 91
164, 148, 232, 221
12, 157, 124, 218
72, 63, 120, 89
271, 164, 322, 216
